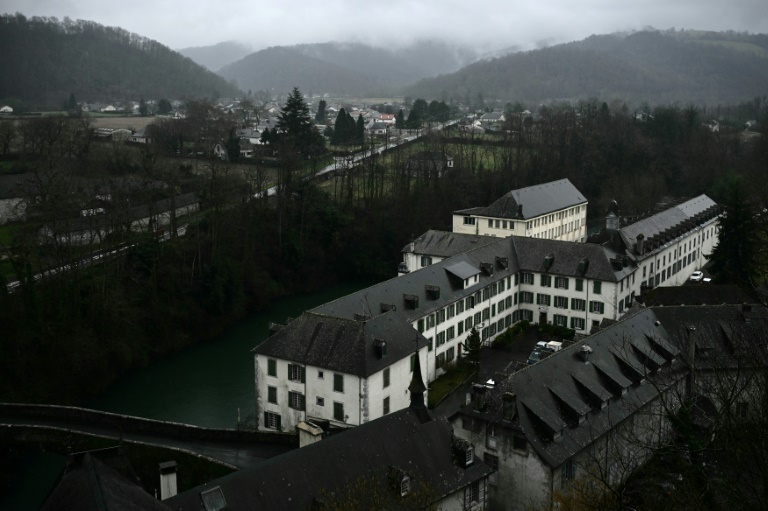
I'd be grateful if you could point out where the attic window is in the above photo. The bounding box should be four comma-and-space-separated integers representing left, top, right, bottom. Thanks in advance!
425, 285, 441, 300
404, 294, 419, 310
466, 446, 475, 465
543, 254, 554, 269
496, 256, 509, 269
354, 313, 371, 321
578, 258, 589, 274
380, 303, 396, 312
374, 338, 387, 359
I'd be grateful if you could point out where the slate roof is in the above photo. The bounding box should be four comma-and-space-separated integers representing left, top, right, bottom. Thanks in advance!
512, 236, 624, 282
403, 230, 495, 257
638, 285, 755, 307
651, 304, 768, 371
255, 312, 426, 377
456, 309, 686, 468
262, 235, 627, 374
619, 195, 718, 257
0, 173, 30, 199
454, 178, 587, 220
167, 407, 493, 511
40, 448, 170, 511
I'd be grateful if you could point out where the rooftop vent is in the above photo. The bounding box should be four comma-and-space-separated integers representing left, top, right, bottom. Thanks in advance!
380, 303, 396, 312
480, 262, 494, 276
580, 344, 593, 363
404, 294, 419, 310
543, 254, 554, 270
268, 322, 284, 337
578, 258, 589, 275
496, 256, 509, 269
503, 392, 517, 421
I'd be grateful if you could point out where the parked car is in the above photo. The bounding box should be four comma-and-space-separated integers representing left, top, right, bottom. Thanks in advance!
689, 271, 704, 282
527, 350, 543, 365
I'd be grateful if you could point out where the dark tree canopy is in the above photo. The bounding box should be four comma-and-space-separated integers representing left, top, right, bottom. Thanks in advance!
707, 177, 761, 288
315, 99, 327, 124
275, 87, 324, 156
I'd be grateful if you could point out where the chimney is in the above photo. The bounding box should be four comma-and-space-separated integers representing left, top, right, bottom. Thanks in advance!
159, 461, 177, 500
636, 234, 645, 255
517, 204, 523, 218
579, 344, 593, 363
686, 326, 697, 396
298, 421, 325, 448
502, 392, 517, 421
472, 384, 487, 411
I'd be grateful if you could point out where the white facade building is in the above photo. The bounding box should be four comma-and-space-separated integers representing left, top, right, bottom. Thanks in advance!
255, 234, 640, 433
452, 179, 588, 242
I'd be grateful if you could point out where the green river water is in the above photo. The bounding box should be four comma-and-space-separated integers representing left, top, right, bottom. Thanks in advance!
2, 282, 367, 510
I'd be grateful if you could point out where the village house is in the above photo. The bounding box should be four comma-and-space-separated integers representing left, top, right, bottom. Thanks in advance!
450, 303, 767, 511
450, 308, 687, 511
255, 231, 654, 433
406, 151, 455, 177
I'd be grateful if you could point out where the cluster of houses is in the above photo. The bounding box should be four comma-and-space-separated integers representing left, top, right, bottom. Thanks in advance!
0, 173, 199, 243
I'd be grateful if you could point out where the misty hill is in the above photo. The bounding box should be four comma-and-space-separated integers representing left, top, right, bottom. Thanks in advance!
405, 30, 768, 105
218, 40, 478, 96
0, 14, 241, 108
178, 41, 252, 72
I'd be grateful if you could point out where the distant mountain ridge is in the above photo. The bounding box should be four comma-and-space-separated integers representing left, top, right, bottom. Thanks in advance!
405, 29, 768, 105
218, 40, 479, 96
177, 41, 252, 72
0, 13, 241, 108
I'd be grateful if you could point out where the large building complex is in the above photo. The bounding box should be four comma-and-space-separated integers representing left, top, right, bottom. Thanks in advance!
452, 178, 588, 242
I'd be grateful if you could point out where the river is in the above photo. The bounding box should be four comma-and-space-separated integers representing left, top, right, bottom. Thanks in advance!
2, 281, 367, 510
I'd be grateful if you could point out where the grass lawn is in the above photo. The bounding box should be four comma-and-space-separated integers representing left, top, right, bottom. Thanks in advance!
427, 361, 476, 408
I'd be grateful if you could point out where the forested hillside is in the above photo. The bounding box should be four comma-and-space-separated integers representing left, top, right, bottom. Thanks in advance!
0, 14, 241, 109
406, 30, 768, 105
219, 40, 478, 96
219, 46, 384, 96
177, 40, 252, 72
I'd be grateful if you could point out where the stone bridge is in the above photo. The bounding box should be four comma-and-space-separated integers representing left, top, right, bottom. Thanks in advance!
0, 403, 297, 470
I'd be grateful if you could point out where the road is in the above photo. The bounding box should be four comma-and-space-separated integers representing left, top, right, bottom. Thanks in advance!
256, 120, 459, 198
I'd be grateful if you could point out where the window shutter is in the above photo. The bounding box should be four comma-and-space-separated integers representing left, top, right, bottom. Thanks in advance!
300, 366, 306, 383
300, 395, 306, 411
564, 278, 569, 290
287, 363, 293, 378
263, 411, 268, 427
599, 303, 605, 314
571, 298, 576, 310
275, 414, 281, 430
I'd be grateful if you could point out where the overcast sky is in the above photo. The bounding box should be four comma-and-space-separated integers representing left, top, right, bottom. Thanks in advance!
6, 0, 768, 52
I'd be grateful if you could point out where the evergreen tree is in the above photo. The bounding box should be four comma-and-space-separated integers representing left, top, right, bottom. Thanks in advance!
332, 108, 347, 145
315, 99, 327, 124
276, 87, 324, 156
465, 327, 482, 367
395, 109, 405, 129
139, 97, 148, 116
226, 128, 240, 162
157, 98, 172, 115
407, 99, 428, 129
356, 114, 365, 145
707, 177, 762, 288
67, 93, 77, 110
